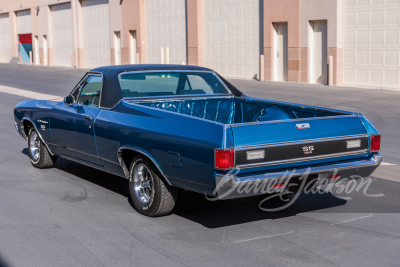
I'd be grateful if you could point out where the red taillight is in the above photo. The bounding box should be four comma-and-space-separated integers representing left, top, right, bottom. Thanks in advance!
329, 174, 341, 180
272, 183, 285, 188
215, 149, 234, 170
370, 135, 381, 152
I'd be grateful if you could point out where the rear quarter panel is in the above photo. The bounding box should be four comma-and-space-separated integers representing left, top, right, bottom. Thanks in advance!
94, 101, 226, 194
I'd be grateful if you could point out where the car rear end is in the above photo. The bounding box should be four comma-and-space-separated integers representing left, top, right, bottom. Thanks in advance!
214, 113, 382, 200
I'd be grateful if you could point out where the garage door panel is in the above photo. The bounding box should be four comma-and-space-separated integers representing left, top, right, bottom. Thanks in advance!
145, 0, 186, 64
51, 3, 74, 67
16, 10, 32, 34
343, 0, 400, 88
0, 14, 11, 63
82, 0, 110, 68
204, 0, 259, 79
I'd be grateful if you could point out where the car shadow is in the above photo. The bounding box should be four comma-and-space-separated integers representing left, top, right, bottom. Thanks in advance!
173, 190, 347, 228
21, 150, 346, 228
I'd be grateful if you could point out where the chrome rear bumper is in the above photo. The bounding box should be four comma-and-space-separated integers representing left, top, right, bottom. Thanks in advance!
215, 154, 383, 200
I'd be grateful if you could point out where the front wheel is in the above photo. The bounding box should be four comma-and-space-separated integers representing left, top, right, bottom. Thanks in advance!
28, 129, 57, 168
129, 156, 177, 217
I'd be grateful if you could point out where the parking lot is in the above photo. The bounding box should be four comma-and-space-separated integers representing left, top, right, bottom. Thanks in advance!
0, 63, 399, 267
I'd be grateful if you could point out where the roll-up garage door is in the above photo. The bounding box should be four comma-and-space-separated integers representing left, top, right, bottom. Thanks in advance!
0, 13, 11, 63
51, 3, 74, 67
204, 0, 260, 79
145, 0, 186, 64
82, 0, 110, 68
343, 0, 400, 89
17, 10, 32, 34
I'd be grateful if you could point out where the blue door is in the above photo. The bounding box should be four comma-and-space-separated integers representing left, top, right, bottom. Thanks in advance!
50, 75, 103, 166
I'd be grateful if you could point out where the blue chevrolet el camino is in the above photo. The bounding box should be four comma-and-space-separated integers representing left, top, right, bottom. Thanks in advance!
14, 65, 383, 216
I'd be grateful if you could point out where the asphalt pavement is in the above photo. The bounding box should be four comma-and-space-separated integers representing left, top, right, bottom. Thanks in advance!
0, 63, 400, 267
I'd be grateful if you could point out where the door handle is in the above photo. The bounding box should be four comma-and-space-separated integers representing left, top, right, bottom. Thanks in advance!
85, 116, 94, 121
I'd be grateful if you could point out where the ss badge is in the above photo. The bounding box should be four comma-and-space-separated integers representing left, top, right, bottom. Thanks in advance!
303, 146, 314, 154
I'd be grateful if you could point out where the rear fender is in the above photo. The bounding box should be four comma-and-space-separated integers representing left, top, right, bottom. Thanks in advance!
117, 145, 172, 185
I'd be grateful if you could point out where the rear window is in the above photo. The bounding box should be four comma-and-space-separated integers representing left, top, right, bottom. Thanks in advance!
119, 72, 230, 98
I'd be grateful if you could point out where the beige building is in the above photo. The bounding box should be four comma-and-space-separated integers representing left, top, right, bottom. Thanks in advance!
0, 0, 399, 89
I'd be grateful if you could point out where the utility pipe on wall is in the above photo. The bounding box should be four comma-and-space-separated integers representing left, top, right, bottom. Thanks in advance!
260, 55, 264, 81
328, 55, 333, 86
166, 47, 170, 64
161, 47, 164, 64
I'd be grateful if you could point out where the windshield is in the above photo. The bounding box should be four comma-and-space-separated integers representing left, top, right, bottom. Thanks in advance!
119, 71, 230, 98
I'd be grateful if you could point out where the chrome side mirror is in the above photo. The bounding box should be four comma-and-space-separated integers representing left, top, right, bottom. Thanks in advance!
64, 96, 74, 106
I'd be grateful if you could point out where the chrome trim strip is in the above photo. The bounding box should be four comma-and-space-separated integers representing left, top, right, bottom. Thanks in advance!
236, 134, 369, 150
122, 100, 226, 126
21, 117, 55, 156
236, 150, 368, 169
100, 99, 122, 110
218, 154, 383, 184
117, 70, 234, 98
69, 71, 103, 108
126, 94, 232, 102
117, 146, 172, 185
223, 124, 227, 149
14, 122, 24, 138
230, 115, 358, 128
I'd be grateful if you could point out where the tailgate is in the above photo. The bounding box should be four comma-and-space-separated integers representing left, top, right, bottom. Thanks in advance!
230, 116, 369, 168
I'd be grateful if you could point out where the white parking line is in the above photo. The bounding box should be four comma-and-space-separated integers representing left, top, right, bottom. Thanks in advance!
0, 85, 62, 101
331, 214, 373, 225
234, 231, 294, 244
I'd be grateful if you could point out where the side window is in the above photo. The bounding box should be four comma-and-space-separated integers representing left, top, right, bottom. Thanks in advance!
76, 76, 102, 108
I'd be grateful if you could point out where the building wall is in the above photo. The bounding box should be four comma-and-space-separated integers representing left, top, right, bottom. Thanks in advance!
109, 0, 122, 65
0, 0, 398, 90
300, 0, 342, 85
263, 0, 301, 82
121, 0, 145, 65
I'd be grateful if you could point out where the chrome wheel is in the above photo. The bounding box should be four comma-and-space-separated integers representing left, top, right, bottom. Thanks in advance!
29, 131, 40, 161
133, 163, 154, 204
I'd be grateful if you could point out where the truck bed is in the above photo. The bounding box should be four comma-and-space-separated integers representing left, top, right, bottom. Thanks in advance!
129, 97, 350, 125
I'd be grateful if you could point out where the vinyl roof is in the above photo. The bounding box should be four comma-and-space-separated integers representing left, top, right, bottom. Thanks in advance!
89, 64, 243, 109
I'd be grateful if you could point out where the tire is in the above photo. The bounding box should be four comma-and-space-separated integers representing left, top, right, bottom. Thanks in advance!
28, 128, 57, 169
129, 156, 177, 217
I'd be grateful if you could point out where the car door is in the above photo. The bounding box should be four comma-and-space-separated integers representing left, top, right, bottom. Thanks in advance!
50, 74, 103, 166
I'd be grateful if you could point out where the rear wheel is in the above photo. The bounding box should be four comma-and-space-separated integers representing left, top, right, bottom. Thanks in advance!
28, 129, 57, 168
129, 156, 177, 217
